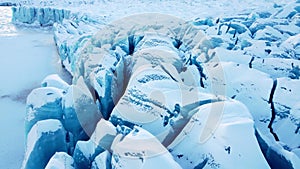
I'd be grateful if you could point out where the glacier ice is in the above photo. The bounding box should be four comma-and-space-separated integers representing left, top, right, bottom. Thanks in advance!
203, 62, 273, 123
72, 119, 116, 169
168, 100, 270, 169
256, 129, 300, 169
22, 119, 67, 169
272, 1, 300, 19
65, 77, 101, 139
281, 34, 300, 60
73, 140, 104, 169
251, 57, 300, 79
41, 74, 70, 92
272, 78, 300, 150
25, 87, 64, 138
63, 85, 90, 143
91, 150, 111, 169
45, 152, 75, 169
10, 1, 300, 168
12, 6, 70, 26
109, 65, 184, 142
111, 126, 182, 169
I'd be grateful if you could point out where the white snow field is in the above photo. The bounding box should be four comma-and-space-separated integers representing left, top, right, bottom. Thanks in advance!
0, 0, 300, 169
0, 6, 71, 169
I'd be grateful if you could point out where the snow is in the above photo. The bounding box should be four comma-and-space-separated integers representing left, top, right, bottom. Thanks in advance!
272, 78, 300, 150
168, 100, 269, 169
25, 87, 64, 138
0, 98, 25, 169
1, 0, 300, 168
72, 140, 104, 169
45, 152, 75, 169
91, 150, 111, 169
252, 57, 300, 79
22, 119, 67, 169
90, 119, 117, 150
26, 87, 63, 111
111, 126, 182, 169
0, 28, 60, 96
0, 6, 70, 169
203, 61, 273, 122
281, 33, 300, 59
41, 74, 70, 91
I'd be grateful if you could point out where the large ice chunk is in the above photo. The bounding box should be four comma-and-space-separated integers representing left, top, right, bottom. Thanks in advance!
63, 77, 101, 142
168, 100, 270, 169
73, 119, 116, 169
41, 74, 70, 92
22, 119, 67, 169
203, 62, 273, 125
252, 58, 300, 79
91, 151, 112, 169
109, 66, 183, 142
25, 87, 64, 138
281, 34, 300, 60
256, 129, 300, 169
45, 152, 75, 169
272, 78, 300, 151
111, 126, 182, 169
73, 140, 104, 169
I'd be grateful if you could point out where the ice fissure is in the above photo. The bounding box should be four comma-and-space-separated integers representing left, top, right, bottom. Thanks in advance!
249, 56, 255, 68
268, 79, 280, 141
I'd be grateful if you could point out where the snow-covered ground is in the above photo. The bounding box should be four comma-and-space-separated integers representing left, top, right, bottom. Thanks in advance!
1, 0, 300, 169
0, 6, 71, 169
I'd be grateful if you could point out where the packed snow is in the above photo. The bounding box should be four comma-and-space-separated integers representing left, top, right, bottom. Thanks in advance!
0, 5, 71, 169
0, 0, 300, 169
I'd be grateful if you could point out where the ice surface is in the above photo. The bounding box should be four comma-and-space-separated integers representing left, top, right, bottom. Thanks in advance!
12, 6, 70, 26
168, 100, 270, 169
252, 58, 300, 79
203, 62, 273, 122
22, 119, 67, 169
0, 6, 72, 168
91, 150, 111, 169
281, 34, 300, 60
111, 126, 182, 169
73, 140, 104, 169
0, 98, 24, 169
2, 0, 300, 168
63, 77, 101, 141
45, 152, 75, 169
41, 74, 70, 91
25, 87, 64, 138
272, 78, 300, 151
256, 129, 300, 169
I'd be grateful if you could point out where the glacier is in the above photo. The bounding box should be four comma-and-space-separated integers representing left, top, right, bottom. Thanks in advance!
2, 0, 300, 168
45, 152, 75, 169
22, 119, 68, 169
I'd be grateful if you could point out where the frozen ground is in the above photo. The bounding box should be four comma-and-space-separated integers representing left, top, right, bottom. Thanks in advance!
0, 6, 70, 169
